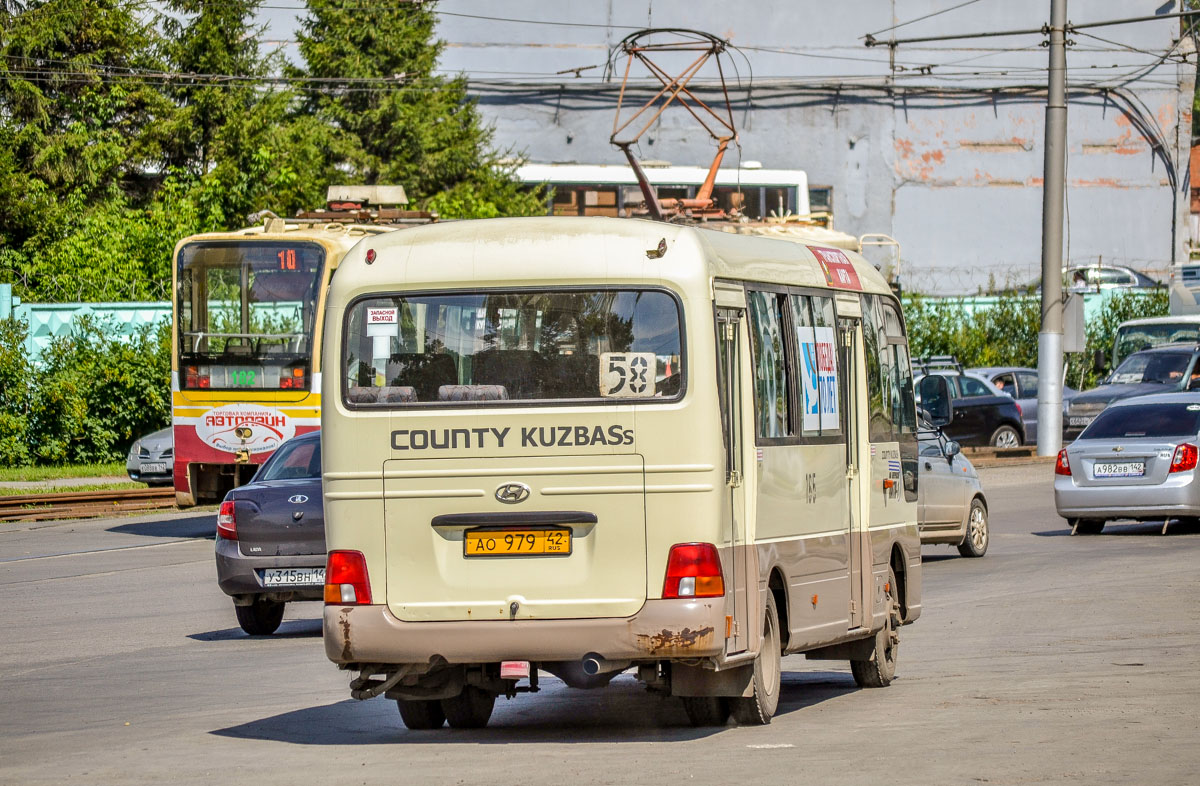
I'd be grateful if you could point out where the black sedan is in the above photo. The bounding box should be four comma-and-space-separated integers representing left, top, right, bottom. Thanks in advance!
916, 370, 1026, 447
214, 430, 325, 635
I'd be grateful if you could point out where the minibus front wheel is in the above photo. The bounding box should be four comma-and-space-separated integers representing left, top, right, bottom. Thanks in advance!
851, 567, 900, 688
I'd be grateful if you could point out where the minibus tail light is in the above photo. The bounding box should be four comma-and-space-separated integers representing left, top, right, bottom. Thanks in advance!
1054, 449, 1071, 476
1170, 443, 1198, 473
216, 500, 237, 540
662, 543, 725, 599
325, 550, 372, 605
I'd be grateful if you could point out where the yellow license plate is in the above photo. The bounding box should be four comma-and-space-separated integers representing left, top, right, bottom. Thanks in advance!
464, 528, 572, 557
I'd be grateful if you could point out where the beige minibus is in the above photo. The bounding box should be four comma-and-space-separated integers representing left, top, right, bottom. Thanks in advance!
320, 216, 921, 728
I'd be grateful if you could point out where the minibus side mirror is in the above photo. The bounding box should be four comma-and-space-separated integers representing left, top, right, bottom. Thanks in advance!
944, 440, 961, 463
1092, 349, 1108, 375
917, 375, 954, 427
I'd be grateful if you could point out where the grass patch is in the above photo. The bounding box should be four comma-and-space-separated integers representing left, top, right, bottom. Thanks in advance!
0, 481, 145, 497
0, 463, 128, 483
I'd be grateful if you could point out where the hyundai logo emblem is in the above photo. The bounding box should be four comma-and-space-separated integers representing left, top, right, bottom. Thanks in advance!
495, 482, 531, 504
288, 494, 309, 504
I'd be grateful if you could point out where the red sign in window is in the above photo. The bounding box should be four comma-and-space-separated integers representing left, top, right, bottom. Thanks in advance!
809, 246, 862, 291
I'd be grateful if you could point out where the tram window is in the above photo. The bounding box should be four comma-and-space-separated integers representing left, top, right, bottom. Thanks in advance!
748, 290, 791, 439
809, 186, 832, 214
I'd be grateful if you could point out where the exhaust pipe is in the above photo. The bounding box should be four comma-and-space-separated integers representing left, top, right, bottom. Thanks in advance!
581, 653, 632, 676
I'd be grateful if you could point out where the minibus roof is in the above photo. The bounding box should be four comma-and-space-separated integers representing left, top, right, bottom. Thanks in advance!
328, 216, 893, 298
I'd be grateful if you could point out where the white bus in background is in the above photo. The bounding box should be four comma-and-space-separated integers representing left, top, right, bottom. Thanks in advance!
515, 162, 829, 224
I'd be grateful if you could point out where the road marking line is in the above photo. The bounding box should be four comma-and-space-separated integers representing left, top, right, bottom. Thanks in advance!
0, 538, 208, 564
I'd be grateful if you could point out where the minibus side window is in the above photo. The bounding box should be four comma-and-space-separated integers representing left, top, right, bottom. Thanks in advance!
861, 295, 890, 442
747, 290, 791, 439
878, 296, 919, 502
790, 293, 840, 438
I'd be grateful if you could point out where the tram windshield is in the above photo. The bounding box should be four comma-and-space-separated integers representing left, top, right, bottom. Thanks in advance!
342, 289, 683, 405
177, 241, 325, 390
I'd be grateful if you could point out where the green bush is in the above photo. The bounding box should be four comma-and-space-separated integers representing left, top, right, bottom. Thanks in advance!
903, 289, 1170, 389
0, 317, 34, 466
9, 316, 171, 466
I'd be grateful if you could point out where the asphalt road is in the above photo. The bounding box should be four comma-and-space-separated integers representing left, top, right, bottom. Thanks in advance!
1, 463, 1198, 785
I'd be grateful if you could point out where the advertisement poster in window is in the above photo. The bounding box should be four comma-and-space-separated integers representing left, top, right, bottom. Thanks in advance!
799, 326, 840, 432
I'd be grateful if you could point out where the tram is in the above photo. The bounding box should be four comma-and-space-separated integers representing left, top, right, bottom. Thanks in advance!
171, 188, 432, 506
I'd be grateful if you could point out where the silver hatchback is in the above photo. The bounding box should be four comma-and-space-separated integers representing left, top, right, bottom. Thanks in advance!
1054, 392, 1200, 534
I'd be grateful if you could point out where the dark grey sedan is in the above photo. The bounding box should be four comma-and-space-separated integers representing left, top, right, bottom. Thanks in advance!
970, 366, 1077, 445
1055, 393, 1200, 535
1063, 344, 1200, 441
215, 431, 325, 635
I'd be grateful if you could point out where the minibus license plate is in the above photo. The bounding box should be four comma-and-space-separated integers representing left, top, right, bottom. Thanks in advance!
260, 568, 325, 586
464, 528, 571, 557
1093, 461, 1144, 478
1069, 416, 1094, 427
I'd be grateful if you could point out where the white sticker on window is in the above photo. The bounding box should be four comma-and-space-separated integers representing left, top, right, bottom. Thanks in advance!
600, 352, 657, 397
366, 307, 399, 337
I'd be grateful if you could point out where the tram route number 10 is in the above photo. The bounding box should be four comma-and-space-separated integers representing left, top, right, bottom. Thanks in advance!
278, 249, 297, 270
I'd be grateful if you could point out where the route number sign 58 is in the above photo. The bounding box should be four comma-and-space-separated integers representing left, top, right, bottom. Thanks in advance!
599, 352, 657, 398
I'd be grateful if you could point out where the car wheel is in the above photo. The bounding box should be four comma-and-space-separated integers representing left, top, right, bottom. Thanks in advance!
957, 499, 989, 558
989, 424, 1021, 448
397, 699, 446, 730
441, 686, 495, 729
681, 696, 729, 727
730, 593, 782, 725
851, 567, 900, 688
235, 598, 285, 635
1072, 518, 1105, 535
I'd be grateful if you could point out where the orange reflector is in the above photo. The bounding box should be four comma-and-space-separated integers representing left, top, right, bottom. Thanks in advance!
725, 615, 732, 638
811, 594, 818, 606
883, 478, 895, 490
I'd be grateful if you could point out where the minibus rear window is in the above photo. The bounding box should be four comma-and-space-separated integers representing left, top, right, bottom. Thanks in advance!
343, 289, 684, 405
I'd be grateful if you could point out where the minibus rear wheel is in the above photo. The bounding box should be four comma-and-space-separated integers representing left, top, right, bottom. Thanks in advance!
731, 593, 782, 725
396, 699, 446, 730
681, 696, 729, 727
850, 568, 900, 688
441, 686, 495, 729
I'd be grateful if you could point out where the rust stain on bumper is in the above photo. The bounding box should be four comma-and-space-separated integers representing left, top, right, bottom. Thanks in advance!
636, 626, 715, 655
338, 607, 354, 661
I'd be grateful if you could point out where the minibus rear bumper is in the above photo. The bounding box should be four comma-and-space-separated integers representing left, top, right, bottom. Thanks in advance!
324, 598, 727, 666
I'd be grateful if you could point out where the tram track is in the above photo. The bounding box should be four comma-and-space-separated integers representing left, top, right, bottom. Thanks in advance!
0, 488, 176, 522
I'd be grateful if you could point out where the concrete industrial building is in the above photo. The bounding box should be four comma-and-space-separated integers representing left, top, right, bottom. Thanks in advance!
430, 1, 1196, 295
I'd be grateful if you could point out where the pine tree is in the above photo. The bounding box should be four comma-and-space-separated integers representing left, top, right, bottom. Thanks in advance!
159, 0, 293, 227
295, 1, 541, 218
0, 0, 173, 298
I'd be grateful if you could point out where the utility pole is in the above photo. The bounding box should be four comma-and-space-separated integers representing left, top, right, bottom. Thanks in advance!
1037, 0, 1067, 457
